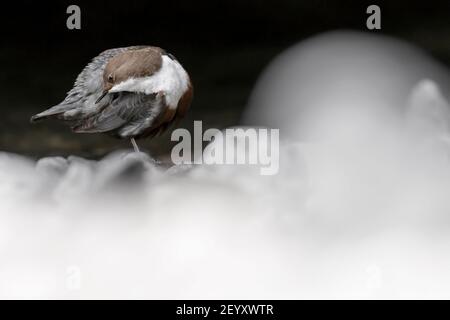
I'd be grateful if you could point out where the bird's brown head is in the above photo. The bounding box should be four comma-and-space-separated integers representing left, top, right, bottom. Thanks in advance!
96, 47, 164, 103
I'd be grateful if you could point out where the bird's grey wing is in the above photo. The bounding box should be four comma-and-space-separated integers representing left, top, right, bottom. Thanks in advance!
120, 87, 193, 139
62, 46, 149, 116
31, 46, 148, 122
72, 92, 166, 138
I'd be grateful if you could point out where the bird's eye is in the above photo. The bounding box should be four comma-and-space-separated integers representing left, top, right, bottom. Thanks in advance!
107, 74, 114, 83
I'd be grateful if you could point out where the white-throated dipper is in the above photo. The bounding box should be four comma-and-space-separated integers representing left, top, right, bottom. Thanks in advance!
31, 46, 193, 152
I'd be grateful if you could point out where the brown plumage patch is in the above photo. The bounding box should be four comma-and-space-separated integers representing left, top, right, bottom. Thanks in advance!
103, 47, 164, 90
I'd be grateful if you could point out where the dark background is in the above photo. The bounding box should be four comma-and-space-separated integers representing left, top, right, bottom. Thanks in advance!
0, 0, 449, 159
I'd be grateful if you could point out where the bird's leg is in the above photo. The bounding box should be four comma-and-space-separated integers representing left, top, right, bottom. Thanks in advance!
130, 138, 140, 153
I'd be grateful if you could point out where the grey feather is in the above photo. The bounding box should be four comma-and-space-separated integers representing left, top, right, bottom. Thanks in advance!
72, 92, 165, 138
63, 46, 146, 107
30, 103, 77, 122
31, 46, 148, 122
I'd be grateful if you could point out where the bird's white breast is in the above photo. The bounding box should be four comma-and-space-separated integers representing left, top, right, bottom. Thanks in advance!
109, 55, 190, 109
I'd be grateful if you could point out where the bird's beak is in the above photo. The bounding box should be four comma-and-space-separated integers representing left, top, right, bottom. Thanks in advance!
95, 90, 109, 104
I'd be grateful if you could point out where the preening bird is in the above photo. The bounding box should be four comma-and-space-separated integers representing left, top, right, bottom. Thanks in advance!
31, 46, 193, 152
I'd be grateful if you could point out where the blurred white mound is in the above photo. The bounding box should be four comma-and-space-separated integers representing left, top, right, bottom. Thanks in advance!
1, 31, 450, 299
244, 30, 450, 141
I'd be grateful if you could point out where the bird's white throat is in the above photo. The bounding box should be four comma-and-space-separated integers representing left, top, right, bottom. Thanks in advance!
109, 55, 190, 109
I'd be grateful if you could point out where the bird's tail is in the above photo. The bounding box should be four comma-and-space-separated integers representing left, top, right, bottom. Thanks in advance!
30, 104, 73, 123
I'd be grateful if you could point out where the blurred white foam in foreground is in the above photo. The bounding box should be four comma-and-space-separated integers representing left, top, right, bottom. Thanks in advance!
2, 31, 450, 299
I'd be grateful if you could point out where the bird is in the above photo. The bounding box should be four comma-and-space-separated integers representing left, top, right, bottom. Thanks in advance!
30, 46, 193, 152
